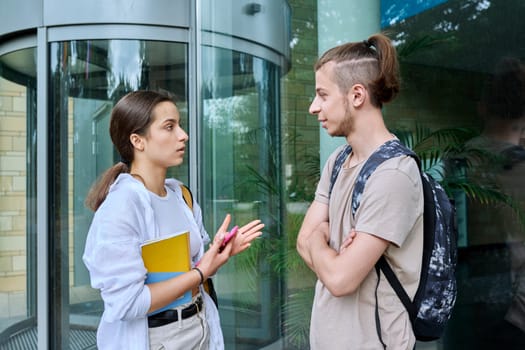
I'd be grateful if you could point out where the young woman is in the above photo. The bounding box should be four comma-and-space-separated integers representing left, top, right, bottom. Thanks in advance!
83, 90, 264, 350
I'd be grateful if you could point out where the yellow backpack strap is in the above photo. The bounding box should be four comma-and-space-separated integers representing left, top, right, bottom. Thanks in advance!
180, 184, 193, 210
180, 183, 218, 306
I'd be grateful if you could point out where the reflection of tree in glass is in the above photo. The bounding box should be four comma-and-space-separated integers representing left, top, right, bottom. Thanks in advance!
203, 95, 254, 135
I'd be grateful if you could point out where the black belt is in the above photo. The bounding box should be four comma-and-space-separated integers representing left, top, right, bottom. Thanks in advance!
148, 297, 203, 328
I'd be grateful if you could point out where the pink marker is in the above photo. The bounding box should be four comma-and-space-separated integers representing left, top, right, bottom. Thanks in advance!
220, 225, 238, 251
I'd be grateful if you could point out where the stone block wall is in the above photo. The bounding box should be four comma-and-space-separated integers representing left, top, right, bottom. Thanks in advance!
0, 77, 28, 320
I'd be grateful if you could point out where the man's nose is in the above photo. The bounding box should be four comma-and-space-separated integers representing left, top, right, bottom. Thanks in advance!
309, 98, 320, 115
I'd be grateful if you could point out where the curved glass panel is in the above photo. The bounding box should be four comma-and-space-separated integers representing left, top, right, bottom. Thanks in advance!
48, 39, 188, 348
0, 48, 37, 345
200, 46, 282, 348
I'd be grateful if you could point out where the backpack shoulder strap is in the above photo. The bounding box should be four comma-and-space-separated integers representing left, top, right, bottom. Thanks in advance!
180, 184, 193, 210
351, 139, 418, 218
178, 184, 218, 305
365, 141, 420, 340
329, 144, 353, 197
377, 256, 418, 320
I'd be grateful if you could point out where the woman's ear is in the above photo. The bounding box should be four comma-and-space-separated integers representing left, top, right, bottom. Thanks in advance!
130, 133, 144, 151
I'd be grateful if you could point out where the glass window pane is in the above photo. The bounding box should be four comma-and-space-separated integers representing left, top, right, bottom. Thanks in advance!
382, 1, 525, 348
48, 39, 188, 348
0, 48, 37, 346
200, 46, 282, 348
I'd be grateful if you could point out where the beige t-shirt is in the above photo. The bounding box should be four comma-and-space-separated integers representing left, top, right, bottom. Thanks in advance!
310, 145, 424, 350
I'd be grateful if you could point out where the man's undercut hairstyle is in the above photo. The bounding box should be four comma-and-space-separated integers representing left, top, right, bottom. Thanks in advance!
314, 33, 400, 108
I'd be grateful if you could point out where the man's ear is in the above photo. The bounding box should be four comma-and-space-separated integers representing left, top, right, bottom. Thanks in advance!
349, 83, 367, 108
130, 133, 144, 151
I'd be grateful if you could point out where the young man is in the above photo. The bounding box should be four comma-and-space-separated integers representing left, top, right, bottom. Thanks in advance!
296, 33, 424, 349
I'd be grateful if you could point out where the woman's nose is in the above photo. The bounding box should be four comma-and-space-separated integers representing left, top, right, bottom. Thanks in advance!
179, 127, 189, 141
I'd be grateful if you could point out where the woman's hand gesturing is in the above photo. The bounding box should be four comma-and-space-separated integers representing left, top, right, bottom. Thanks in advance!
229, 219, 264, 256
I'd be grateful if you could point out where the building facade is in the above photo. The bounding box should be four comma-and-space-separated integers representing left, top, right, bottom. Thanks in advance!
0, 0, 524, 349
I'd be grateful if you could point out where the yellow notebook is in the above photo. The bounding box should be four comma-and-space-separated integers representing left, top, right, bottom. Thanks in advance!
141, 231, 191, 315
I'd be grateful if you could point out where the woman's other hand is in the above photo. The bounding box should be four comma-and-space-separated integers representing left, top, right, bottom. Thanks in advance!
230, 219, 264, 256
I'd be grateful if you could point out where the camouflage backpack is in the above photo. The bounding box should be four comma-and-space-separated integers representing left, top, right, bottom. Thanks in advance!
329, 139, 458, 342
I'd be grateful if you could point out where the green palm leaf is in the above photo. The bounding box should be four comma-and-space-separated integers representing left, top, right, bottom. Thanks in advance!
396, 124, 525, 230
